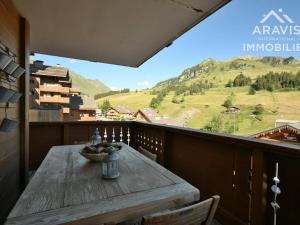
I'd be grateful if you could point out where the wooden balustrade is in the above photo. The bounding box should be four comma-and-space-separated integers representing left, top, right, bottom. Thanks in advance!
29, 121, 300, 225
29, 121, 133, 170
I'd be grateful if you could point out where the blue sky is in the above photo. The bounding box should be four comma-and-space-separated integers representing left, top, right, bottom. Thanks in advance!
33, 0, 300, 90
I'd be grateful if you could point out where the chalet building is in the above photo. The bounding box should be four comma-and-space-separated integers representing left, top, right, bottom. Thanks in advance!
134, 108, 161, 123
29, 60, 97, 121
225, 106, 240, 113
106, 106, 135, 120
134, 108, 184, 127
30, 60, 80, 114
251, 123, 300, 145
65, 96, 97, 121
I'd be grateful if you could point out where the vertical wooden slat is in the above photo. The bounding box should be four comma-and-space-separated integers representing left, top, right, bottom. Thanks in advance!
159, 128, 166, 166
63, 124, 70, 144
250, 149, 265, 225
232, 147, 252, 224
0, 0, 23, 223
19, 17, 30, 189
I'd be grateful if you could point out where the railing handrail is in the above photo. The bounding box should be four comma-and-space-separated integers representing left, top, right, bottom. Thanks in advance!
29, 120, 300, 156
132, 121, 300, 155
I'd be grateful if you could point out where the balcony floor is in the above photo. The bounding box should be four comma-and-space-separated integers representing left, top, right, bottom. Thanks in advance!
212, 219, 222, 225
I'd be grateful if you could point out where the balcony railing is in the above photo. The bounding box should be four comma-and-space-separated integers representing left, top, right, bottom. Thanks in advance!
29, 121, 300, 225
70, 87, 81, 94
39, 85, 70, 94
39, 96, 69, 104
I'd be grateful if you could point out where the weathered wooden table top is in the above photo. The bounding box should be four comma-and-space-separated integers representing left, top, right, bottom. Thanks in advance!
5, 143, 199, 225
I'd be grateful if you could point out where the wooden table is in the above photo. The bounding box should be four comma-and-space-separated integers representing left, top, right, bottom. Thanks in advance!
5, 143, 199, 225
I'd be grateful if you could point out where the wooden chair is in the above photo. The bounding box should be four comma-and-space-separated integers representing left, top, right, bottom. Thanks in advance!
138, 146, 157, 161
142, 195, 220, 225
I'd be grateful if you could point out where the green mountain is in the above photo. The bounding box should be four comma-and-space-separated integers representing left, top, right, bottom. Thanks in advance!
155, 56, 300, 88
70, 71, 110, 97
96, 56, 300, 136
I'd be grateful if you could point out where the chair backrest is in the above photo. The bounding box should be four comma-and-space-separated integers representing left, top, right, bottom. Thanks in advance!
142, 195, 220, 225
138, 146, 157, 161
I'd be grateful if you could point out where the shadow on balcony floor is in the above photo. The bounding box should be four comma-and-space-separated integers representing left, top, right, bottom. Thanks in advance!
212, 219, 222, 225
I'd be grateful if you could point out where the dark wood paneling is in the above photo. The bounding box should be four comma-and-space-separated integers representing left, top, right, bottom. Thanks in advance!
29, 124, 63, 169
28, 121, 300, 225
19, 17, 30, 188
265, 153, 300, 225
0, 0, 27, 224
164, 132, 244, 224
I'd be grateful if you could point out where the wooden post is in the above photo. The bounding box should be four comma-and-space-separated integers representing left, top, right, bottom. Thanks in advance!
250, 149, 265, 225
160, 128, 166, 166
63, 124, 70, 144
131, 122, 139, 149
19, 17, 30, 189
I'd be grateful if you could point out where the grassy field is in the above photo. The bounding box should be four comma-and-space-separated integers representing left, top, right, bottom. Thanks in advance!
96, 57, 300, 136
96, 87, 300, 136
97, 92, 155, 111
70, 71, 110, 97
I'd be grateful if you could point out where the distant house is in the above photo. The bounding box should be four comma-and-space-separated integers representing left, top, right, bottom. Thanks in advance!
251, 123, 300, 145
106, 106, 135, 120
225, 106, 240, 113
65, 96, 97, 121
134, 108, 161, 123
134, 108, 184, 127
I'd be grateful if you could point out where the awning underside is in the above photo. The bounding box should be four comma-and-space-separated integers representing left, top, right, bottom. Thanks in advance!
14, 0, 230, 67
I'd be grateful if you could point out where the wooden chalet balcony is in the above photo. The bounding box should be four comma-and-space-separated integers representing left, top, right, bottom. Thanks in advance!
69, 87, 81, 94
39, 85, 70, 94
62, 107, 70, 114
29, 121, 300, 225
39, 96, 70, 104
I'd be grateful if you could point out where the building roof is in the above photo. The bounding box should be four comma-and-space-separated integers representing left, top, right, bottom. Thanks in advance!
275, 119, 300, 127
225, 106, 240, 113
14, 0, 230, 67
291, 123, 300, 130
70, 96, 97, 110
251, 123, 300, 138
110, 106, 134, 114
135, 107, 184, 126
30, 60, 69, 78
135, 108, 161, 122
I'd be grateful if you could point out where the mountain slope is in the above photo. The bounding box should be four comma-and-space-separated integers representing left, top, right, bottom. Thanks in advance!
96, 56, 300, 136
154, 56, 300, 89
70, 71, 110, 97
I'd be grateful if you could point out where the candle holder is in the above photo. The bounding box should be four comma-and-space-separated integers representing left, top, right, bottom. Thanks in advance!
101, 146, 120, 179
90, 128, 101, 145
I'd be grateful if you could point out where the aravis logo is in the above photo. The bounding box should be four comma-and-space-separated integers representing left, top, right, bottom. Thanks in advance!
243, 9, 300, 52
252, 9, 300, 36
260, 9, 294, 24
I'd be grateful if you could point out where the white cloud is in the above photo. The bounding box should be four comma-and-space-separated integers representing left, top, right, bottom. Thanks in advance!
69, 59, 78, 64
137, 80, 150, 87
110, 86, 121, 91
